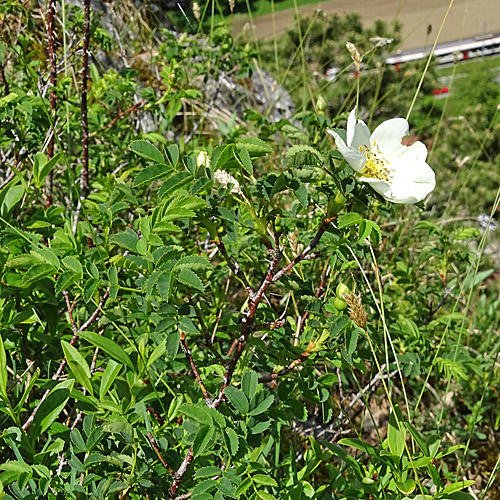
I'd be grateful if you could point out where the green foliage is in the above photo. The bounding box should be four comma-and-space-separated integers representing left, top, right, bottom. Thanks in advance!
0, 1, 498, 499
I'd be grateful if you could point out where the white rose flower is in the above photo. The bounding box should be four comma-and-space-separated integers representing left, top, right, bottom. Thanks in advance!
327, 108, 435, 204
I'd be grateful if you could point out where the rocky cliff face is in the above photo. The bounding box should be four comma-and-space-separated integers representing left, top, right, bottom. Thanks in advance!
80, 0, 295, 134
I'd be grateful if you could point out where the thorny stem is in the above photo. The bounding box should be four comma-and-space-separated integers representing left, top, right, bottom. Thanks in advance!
92, 99, 146, 136
214, 238, 253, 295
259, 346, 312, 383
80, 0, 90, 200
45, 0, 57, 207
169, 217, 334, 497
179, 332, 212, 405
147, 432, 174, 476
22, 288, 109, 432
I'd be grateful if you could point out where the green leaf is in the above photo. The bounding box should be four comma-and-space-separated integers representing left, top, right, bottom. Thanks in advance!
442, 480, 475, 495
99, 360, 122, 400
224, 428, 239, 454
0, 460, 32, 474
62, 256, 83, 275
33, 151, 64, 189
147, 340, 167, 368
79, 331, 134, 372
31, 379, 74, 438
61, 341, 93, 395
84, 277, 100, 303
168, 194, 206, 211
256, 492, 277, 500
235, 137, 272, 156
109, 229, 139, 253
241, 371, 258, 400
179, 403, 213, 425
338, 437, 379, 457
178, 318, 201, 335
294, 182, 308, 208
286, 144, 323, 166
130, 140, 164, 163
177, 269, 205, 292
55, 271, 79, 295
0, 181, 24, 215
166, 144, 179, 167
193, 425, 215, 458
435, 444, 465, 459
0, 333, 7, 400
248, 394, 274, 416
250, 420, 271, 434
211, 145, 235, 170
405, 421, 429, 455
133, 164, 174, 188
71, 428, 87, 452
388, 409, 406, 458
235, 478, 252, 496
22, 264, 55, 285
162, 208, 196, 221
253, 474, 278, 487
194, 466, 222, 479
224, 387, 248, 414
5, 254, 42, 269
31, 246, 60, 269
338, 212, 362, 229
157, 271, 172, 301
396, 478, 416, 494
192, 479, 217, 496
217, 477, 236, 497
102, 421, 133, 436
236, 147, 253, 175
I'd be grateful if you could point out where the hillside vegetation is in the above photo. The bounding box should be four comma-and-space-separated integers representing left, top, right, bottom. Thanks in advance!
0, 1, 499, 499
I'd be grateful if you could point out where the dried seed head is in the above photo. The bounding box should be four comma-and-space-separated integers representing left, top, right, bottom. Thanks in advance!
214, 169, 243, 196
287, 231, 298, 256
346, 41, 362, 71
343, 292, 368, 329
228, 0, 235, 13
369, 36, 394, 48
193, 2, 200, 22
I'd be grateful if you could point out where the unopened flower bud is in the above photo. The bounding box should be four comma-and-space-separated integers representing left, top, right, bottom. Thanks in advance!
316, 95, 326, 114
336, 282, 350, 297
197, 150, 210, 169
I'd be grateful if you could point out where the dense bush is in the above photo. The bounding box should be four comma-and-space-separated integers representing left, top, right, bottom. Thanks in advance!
0, 1, 499, 499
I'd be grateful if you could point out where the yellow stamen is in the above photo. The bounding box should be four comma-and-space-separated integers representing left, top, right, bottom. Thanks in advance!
361, 146, 389, 181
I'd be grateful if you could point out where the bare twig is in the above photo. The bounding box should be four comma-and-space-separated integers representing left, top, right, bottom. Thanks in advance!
91, 99, 146, 136
179, 332, 212, 405
22, 288, 109, 431
169, 448, 194, 498
80, 0, 91, 200
147, 432, 174, 476
45, 0, 57, 207
259, 343, 313, 383
272, 217, 334, 283
214, 239, 253, 295
169, 218, 334, 496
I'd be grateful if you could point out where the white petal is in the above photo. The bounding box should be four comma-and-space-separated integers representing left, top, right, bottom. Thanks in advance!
351, 121, 371, 151
359, 177, 392, 198
328, 129, 365, 172
392, 140, 428, 163
387, 159, 435, 204
346, 108, 357, 145
370, 118, 409, 157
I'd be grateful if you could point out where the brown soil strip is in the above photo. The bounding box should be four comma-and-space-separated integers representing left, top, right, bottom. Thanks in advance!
232, 0, 500, 50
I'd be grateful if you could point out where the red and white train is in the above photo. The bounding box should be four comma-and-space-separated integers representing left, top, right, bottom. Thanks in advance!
386, 33, 500, 68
